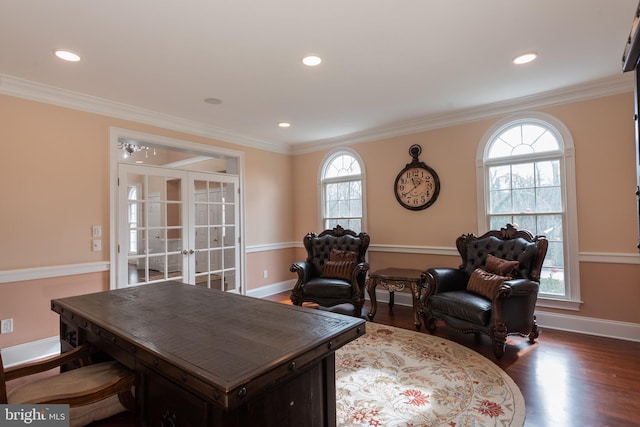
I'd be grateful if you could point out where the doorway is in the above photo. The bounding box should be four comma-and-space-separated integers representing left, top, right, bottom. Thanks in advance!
110, 128, 244, 292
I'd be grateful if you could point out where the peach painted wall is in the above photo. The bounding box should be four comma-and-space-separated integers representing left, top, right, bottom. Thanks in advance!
1, 89, 639, 351
244, 149, 295, 245
292, 120, 492, 245
0, 272, 109, 348
291, 92, 640, 325
0, 95, 294, 269
0, 94, 295, 349
543, 94, 638, 251
0, 98, 111, 269
245, 249, 297, 292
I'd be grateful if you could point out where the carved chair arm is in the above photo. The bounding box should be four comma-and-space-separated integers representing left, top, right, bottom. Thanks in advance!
350, 262, 370, 295
496, 278, 540, 299
491, 279, 540, 336
290, 261, 317, 291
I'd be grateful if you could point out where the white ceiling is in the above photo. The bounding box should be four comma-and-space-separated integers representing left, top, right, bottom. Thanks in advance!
1, 1, 638, 153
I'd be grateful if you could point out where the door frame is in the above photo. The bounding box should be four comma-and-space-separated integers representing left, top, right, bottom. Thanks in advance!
109, 127, 246, 292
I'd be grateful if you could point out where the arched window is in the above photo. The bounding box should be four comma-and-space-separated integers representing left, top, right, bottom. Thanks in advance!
320, 149, 366, 233
477, 113, 581, 308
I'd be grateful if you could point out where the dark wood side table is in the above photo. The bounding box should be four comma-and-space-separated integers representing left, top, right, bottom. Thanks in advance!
365, 268, 424, 330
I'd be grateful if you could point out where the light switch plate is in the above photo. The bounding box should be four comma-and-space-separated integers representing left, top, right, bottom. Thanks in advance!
92, 239, 102, 251
1, 318, 13, 334
92, 225, 102, 237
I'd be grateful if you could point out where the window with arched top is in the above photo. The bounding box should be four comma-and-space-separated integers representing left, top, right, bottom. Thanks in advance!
478, 113, 581, 309
320, 149, 366, 233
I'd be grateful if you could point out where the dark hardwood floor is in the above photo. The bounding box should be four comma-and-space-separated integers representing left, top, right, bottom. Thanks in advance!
264, 293, 640, 427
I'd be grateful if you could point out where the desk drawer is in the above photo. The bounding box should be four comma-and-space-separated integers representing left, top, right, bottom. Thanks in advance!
137, 360, 328, 427
138, 364, 210, 427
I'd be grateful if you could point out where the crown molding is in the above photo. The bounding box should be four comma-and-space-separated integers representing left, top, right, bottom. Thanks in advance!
1, 72, 634, 156
0, 74, 289, 154
291, 73, 635, 154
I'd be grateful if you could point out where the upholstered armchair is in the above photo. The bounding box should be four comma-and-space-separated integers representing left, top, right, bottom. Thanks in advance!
290, 225, 370, 317
420, 224, 548, 358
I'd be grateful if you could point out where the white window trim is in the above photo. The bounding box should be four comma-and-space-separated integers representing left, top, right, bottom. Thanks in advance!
318, 147, 368, 232
475, 112, 582, 310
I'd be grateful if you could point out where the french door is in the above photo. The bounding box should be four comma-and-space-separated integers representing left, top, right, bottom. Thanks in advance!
117, 164, 240, 292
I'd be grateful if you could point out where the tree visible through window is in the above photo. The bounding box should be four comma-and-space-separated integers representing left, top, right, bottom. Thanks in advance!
484, 120, 569, 297
321, 151, 364, 233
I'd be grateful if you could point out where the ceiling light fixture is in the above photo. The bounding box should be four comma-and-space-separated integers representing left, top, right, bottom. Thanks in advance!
53, 49, 81, 62
278, 122, 291, 128
513, 52, 538, 65
302, 55, 322, 66
118, 141, 156, 159
204, 97, 222, 105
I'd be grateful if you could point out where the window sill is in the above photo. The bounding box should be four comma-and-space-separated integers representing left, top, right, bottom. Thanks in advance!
536, 297, 582, 311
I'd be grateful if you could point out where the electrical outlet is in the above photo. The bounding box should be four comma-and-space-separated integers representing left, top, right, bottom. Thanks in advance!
1, 318, 13, 334
92, 225, 102, 237
263, 270, 268, 279
92, 239, 102, 252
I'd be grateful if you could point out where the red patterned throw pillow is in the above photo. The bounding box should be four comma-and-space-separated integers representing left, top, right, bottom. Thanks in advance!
485, 254, 519, 277
467, 268, 510, 299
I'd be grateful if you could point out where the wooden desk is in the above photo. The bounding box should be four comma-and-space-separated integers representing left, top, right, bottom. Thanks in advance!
51, 281, 365, 427
366, 268, 423, 330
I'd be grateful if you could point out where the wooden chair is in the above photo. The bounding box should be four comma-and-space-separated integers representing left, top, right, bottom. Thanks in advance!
1, 344, 135, 427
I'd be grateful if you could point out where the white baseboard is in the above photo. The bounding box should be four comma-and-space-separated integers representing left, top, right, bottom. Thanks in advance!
245, 279, 295, 298
378, 290, 640, 342
0, 336, 60, 368
534, 310, 640, 342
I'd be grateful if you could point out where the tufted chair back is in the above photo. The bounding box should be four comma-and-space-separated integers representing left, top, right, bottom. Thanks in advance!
420, 223, 548, 359
303, 226, 370, 275
458, 232, 544, 281
291, 225, 370, 317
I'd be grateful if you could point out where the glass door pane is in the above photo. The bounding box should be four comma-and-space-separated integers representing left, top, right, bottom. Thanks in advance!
118, 165, 240, 292
119, 165, 187, 287
190, 172, 239, 292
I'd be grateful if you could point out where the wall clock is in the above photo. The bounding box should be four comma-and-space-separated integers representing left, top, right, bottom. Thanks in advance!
394, 144, 440, 210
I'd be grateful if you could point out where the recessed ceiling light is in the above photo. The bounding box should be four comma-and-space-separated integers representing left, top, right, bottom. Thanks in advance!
204, 97, 222, 105
302, 55, 322, 66
278, 122, 291, 128
53, 49, 81, 62
513, 52, 537, 65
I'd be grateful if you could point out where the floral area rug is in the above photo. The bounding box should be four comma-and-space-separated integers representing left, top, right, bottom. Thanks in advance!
335, 322, 525, 427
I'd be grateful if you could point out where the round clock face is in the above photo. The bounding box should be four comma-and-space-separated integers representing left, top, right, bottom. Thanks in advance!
394, 165, 440, 210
